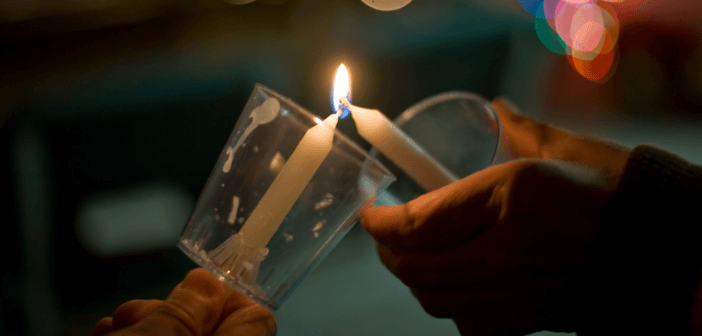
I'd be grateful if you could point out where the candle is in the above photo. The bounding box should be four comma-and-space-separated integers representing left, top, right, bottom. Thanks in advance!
347, 104, 457, 191
333, 64, 458, 191
236, 113, 339, 252
210, 103, 339, 283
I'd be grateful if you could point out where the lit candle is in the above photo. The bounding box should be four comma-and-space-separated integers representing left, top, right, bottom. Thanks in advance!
333, 64, 458, 192
210, 100, 339, 283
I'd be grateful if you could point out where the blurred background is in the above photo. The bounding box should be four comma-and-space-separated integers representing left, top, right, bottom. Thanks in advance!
1, 0, 701, 335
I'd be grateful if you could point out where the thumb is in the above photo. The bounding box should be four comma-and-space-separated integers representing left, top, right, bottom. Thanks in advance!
361, 162, 511, 251
492, 97, 629, 182
108, 268, 230, 336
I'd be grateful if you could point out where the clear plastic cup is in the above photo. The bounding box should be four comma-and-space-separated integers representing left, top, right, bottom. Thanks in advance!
373, 91, 514, 206
178, 84, 395, 310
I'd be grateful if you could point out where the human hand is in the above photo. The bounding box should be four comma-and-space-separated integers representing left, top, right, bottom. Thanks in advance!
360, 98, 630, 335
94, 268, 276, 336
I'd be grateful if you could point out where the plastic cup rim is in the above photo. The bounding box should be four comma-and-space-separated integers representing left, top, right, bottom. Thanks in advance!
392, 90, 503, 168
253, 83, 397, 183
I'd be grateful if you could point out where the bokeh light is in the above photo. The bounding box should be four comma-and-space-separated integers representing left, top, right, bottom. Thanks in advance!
598, 2, 620, 51
569, 44, 619, 82
572, 21, 604, 53
535, 15, 567, 54
556, 1, 603, 48
542, 0, 563, 19
520, 0, 546, 18
572, 27, 616, 61
523, 0, 624, 81
562, 0, 596, 4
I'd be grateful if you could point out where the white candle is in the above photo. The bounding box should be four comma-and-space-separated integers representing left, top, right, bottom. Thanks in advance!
332, 64, 457, 191
211, 111, 339, 282
347, 104, 458, 191
236, 113, 339, 252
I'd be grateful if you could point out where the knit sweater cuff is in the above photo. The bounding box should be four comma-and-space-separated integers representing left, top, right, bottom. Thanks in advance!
578, 145, 702, 334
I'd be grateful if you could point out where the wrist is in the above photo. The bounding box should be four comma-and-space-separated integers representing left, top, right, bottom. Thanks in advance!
575, 145, 702, 334
690, 267, 702, 335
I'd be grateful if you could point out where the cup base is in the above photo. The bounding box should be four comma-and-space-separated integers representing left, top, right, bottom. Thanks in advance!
178, 239, 281, 310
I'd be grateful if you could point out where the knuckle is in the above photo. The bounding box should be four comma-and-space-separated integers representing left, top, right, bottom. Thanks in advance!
378, 247, 413, 279
412, 290, 454, 318
245, 305, 277, 335
219, 305, 276, 336
154, 301, 203, 336
392, 257, 417, 283
531, 121, 549, 152
393, 257, 438, 289
115, 299, 142, 312
533, 121, 561, 159
182, 269, 220, 295
400, 197, 444, 247
112, 300, 145, 327
506, 160, 551, 194
421, 303, 452, 318
93, 317, 113, 336
511, 159, 542, 179
185, 268, 211, 280
114, 299, 137, 313
379, 248, 418, 286
422, 304, 453, 318
377, 246, 448, 289
113, 299, 164, 329
397, 202, 420, 235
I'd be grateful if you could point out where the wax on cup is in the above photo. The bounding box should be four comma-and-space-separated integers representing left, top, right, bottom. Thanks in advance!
209, 113, 339, 284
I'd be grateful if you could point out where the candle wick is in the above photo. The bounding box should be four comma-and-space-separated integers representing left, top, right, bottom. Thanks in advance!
339, 96, 350, 108
335, 96, 352, 120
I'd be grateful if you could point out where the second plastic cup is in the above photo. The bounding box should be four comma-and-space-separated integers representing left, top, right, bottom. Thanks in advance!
374, 91, 514, 205
178, 84, 395, 310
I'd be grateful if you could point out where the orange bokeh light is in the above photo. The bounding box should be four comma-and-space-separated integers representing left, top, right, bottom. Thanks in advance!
569, 44, 619, 82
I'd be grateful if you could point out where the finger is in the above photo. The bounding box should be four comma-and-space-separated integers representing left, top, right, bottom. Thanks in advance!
375, 242, 504, 290
411, 287, 567, 336
108, 268, 229, 336
112, 299, 163, 330
214, 305, 276, 336
454, 315, 537, 336
410, 288, 510, 319
452, 293, 563, 336
360, 162, 511, 251
221, 288, 259, 316
212, 283, 276, 336
94, 317, 114, 336
492, 97, 629, 181
410, 288, 460, 318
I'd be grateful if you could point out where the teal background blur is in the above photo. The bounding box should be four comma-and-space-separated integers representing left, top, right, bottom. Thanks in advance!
1, 0, 701, 335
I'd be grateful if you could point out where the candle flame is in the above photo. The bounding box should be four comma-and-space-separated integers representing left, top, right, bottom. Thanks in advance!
332, 64, 351, 119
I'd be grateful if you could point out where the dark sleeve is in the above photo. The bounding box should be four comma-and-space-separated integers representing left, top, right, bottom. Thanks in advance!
577, 145, 702, 335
